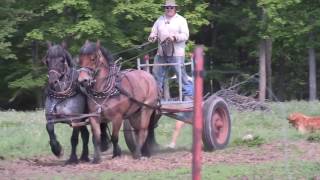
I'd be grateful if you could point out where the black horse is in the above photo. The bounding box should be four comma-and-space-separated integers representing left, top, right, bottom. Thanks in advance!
43, 43, 110, 164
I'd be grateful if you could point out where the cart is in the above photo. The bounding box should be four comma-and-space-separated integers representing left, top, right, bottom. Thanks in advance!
123, 55, 231, 152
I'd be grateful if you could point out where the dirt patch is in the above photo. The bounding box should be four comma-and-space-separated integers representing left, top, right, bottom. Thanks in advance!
0, 140, 319, 179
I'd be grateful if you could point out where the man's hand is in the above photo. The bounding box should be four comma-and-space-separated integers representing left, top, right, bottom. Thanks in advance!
169, 36, 176, 42
148, 36, 157, 43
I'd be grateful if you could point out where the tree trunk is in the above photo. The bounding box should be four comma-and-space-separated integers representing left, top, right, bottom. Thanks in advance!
308, 33, 317, 101
266, 39, 272, 100
259, 40, 267, 102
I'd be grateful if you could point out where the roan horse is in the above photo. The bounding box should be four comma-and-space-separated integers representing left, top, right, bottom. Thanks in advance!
78, 41, 159, 163
44, 43, 110, 164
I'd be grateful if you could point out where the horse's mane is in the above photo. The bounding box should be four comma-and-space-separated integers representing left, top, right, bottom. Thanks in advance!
46, 45, 74, 67
79, 42, 114, 65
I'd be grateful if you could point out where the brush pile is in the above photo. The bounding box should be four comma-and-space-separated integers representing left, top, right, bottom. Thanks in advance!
214, 89, 270, 112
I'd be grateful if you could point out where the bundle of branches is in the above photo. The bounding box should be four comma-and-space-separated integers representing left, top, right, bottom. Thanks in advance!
214, 89, 270, 112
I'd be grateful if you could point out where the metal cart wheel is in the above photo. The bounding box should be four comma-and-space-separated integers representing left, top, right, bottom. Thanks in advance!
202, 95, 231, 151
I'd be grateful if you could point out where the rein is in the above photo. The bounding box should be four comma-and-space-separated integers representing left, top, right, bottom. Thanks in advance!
112, 41, 152, 56
160, 38, 175, 57
116, 84, 193, 113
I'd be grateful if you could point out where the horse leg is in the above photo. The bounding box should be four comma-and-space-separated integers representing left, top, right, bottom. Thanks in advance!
100, 123, 111, 152
135, 129, 149, 159
79, 125, 90, 162
146, 111, 161, 152
66, 128, 80, 164
133, 108, 153, 159
46, 123, 63, 157
111, 119, 122, 158
90, 117, 102, 164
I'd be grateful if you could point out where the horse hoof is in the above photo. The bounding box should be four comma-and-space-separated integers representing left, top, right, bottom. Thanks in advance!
65, 158, 79, 165
132, 153, 141, 159
112, 146, 122, 158
112, 154, 121, 159
50, 141, 63, 158
92, 158, 101, 164
141, 147, 151, 157
112, 150, 121, 158
141, 151, 151, 157
80, 156, 90, 162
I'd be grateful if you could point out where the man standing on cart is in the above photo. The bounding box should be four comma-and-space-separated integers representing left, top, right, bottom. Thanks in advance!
148, 0, 193, 101
148, 0, 193, 149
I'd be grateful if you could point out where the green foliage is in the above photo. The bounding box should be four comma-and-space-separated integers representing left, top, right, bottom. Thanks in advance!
0, 0, 18, 60
8, 73, 47, 89
113, 1, 162, 22
260, 0, 320, 48
183, 2, 210, 33
25, 29, 44, 41
1, 0, 320, 108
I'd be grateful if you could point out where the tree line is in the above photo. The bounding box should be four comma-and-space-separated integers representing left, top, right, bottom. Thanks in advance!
1, 0, 319, 110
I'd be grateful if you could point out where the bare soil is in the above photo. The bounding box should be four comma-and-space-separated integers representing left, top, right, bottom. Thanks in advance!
0, 140, 319, 179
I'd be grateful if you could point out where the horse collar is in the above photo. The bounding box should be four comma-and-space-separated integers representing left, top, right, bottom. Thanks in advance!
85, 64, 120, 100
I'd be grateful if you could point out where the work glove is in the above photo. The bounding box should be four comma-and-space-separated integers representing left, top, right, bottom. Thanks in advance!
148, 36, 157, 43
168, 36, 176, 42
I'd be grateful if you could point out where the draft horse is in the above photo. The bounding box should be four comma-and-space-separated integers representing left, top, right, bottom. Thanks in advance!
78, 41, 159, 163
44, 43, 110, 164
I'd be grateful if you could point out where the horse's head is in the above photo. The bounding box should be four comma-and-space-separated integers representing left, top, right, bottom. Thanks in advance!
43, 42, 73, 89
78, 40, 114, 87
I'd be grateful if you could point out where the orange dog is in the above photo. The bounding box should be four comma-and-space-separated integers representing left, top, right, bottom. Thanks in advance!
287, 112, 320, 133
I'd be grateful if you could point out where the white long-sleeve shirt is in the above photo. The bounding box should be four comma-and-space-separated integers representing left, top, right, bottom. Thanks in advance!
149, 13, 189, 57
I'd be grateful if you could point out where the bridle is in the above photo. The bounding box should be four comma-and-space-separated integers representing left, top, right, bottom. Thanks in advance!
78, 49, 106, 85
47, 55, 69, 78
46, 54, 77, 99
78, 49, 120, 100
77, 48, 120, 116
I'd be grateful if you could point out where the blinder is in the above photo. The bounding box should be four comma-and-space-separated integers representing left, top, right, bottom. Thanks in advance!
78, 49, 108, 85
47, 55, 69, 78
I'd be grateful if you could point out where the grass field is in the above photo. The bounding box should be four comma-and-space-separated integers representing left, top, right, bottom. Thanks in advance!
1, 101, 320, 179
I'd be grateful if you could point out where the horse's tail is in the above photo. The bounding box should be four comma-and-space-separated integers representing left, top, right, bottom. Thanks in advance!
145, 110, 161, 152
149, 110, 161, 130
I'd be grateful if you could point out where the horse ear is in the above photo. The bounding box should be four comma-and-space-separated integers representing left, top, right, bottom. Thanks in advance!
96, 40, 101, 49
85, 39, 90, 45
61, 41, 67, 49
47, 41, 52, 48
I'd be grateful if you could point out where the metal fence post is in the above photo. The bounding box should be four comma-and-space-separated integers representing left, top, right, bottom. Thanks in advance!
192, 46, 204, 180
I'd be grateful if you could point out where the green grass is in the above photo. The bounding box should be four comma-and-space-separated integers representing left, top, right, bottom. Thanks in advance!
1, 101, 320, 178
